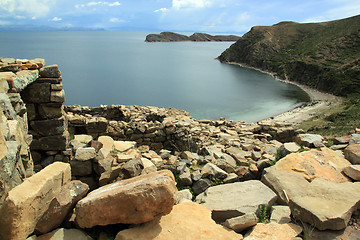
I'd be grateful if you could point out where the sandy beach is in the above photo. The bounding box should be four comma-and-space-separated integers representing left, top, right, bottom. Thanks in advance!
263, 81, 342, 125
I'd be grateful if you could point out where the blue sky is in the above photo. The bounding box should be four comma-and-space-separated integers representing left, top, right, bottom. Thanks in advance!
0, 0, 359, 33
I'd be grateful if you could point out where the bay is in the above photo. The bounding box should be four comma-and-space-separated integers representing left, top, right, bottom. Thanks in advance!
0, 31, 309, 122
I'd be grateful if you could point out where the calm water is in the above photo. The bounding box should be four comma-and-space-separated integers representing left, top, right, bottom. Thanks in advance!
0, 31, 309, 122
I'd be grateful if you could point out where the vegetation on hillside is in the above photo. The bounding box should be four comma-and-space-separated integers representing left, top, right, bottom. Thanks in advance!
218, 14, 360, 97
219, 15, 360, 136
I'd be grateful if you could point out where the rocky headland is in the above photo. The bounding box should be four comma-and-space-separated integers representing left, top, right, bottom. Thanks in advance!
218, 14, 360, 97
145, 32, 240, 42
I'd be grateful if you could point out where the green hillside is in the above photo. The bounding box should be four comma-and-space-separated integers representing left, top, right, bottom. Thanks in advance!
218, 15, 360, 96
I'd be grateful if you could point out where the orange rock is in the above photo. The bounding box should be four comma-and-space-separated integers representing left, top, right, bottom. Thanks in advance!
0, 162, 71, 240
244, 222, 302, 240
75, 170, 177, 228
273, 147, 351, 183
115, 202, 243, 240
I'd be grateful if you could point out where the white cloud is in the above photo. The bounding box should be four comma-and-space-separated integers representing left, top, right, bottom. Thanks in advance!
51, 17, 62, 21
109, 17, 124, 23
154, 8, 169, 13
109, 1, 121, 7
172, 0, 212, 9
78, 1, 121, 8
0, 0, 52, 18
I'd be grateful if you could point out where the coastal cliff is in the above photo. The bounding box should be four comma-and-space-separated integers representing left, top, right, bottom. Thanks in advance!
146, 32, 240, 42
218, 15, 360, 96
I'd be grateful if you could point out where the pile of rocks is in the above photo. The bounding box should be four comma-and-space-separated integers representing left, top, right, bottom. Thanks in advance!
1, 129, 360, 239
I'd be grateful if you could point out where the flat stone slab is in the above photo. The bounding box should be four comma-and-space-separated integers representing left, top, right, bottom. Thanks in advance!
262, 167, 360, 230
272, 147, 351, 183
244, 222, 302, 240
195, 180, 277, 223
114, 202, 243, 240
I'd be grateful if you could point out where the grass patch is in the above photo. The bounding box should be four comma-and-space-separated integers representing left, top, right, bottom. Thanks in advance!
299, 94, 360, 137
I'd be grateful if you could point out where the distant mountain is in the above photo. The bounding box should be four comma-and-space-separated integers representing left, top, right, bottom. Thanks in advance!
145, 32, 240, 42
218, 15, 360, 96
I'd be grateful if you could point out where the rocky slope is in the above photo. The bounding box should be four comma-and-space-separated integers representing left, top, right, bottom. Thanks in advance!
218, 15, 360, 96
146, 32, 240, 42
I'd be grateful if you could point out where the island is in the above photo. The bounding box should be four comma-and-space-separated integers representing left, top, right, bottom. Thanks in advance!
145, 32, 241, 42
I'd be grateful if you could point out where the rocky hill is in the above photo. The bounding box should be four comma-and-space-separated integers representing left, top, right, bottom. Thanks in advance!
218, 15, 360, 96
146, 32, 240, 42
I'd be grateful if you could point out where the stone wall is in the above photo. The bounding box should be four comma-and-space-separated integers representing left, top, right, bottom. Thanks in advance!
0, 58, 68, 204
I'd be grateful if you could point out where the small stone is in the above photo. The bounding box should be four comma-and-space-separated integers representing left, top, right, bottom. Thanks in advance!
75, 147, 96, 161
224, 213, 258, 232
244, 222, 302, 240
74, 134, 93, 144
344, 144, 360, 164
37, 228, 93, 240
114, 140, 136, 152
201, 162, 228, 179
98, 135, 114, 151
192, 178, 212, 195
39, 64, 61, 78
176, 189, 193, 204
270, 205, 292, 224
50, 89, 65, 103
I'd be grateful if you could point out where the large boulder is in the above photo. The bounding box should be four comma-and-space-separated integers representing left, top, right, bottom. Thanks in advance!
114, 202, 243, 240
262, 167, 360, 230
272, 147, 351, 183
0, 162, 71, 240
35, 180, 89, 234
195, 180, 277, 223
75, 170, 177, 228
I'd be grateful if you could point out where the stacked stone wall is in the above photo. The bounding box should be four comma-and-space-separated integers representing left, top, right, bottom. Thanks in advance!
21, 64, 68, 170
0, 58, 68, 204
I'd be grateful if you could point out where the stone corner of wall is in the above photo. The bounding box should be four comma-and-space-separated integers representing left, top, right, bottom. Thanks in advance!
0, 57, 68, 205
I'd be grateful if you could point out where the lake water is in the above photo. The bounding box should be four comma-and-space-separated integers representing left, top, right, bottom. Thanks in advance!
0, 31, 309, 122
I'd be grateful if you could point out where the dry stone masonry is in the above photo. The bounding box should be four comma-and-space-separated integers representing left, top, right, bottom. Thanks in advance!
1, 57, 360, 239
0, 58, 69, 205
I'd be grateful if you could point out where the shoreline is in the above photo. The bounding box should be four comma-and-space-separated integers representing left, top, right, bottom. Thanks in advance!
224, 61, 342, 125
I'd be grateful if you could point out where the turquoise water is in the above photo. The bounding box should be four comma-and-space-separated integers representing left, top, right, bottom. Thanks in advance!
0, 31, 309, 122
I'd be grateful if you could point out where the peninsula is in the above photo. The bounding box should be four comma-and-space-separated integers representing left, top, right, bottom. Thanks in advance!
145, 32, 240, 42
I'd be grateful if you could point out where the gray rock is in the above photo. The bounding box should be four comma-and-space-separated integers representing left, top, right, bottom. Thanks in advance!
345, 144, 360, 164
343, 165, 360, 181
294, 134, 324, 148
201, 163, 227, 179
70, 160, 93, 176
39, 64, 61, 78
224, 213, 258, 232
279, 142, 301, 158
36, 228, 93, 240
350, 134, 360, 144
192, 179, 211, 195
262, 167, 360, 230
179, 167, 192, 186
195, 180, 277, 223
270, 205, 292, 224
75, 147, 96, 161
176, 189, 193, 204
